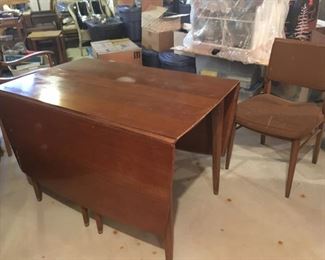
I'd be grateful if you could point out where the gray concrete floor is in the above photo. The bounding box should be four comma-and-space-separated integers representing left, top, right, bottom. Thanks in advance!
0, 128, 324, 260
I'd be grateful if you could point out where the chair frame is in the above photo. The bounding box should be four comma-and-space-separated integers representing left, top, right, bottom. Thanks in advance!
0, 51, 54, 157
225, 39, 325, 198
89, 0, 105, 16
68, 2, 91, 56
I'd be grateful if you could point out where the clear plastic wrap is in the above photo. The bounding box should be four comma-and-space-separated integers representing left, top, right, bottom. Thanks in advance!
183, 0, 290, 65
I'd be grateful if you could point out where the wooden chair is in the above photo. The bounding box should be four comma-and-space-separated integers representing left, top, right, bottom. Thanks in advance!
0, 51, 54, 157
226, 38, 325, 198
68, 2, 91, 56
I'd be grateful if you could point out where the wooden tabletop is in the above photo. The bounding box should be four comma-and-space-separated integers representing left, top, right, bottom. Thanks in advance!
28, 30, 62, 39
0, 58, 239, 142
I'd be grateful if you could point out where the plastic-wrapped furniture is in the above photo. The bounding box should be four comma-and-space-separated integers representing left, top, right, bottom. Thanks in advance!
184, 0, 290, 64
226, 39, 325, 198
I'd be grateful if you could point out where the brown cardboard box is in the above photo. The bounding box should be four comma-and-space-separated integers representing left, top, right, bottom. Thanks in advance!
142, 6, 181, 32
118, 0, 134, 5
142, 29, 174, 52
311, 27, 325, 44
173, 30, 187, 47
142, 0, 163, 11
149, 17, 181, 32
91, 38, 142, 65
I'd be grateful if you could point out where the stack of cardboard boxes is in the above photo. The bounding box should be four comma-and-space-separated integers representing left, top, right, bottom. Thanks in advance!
141, 7, 182, 52
91, 4, 190, 65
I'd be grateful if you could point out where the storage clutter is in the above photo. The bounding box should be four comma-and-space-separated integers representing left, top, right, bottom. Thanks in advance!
91, 38, 142, 65
2, 0, 320, 103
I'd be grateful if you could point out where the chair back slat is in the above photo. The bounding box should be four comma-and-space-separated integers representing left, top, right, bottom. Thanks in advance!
268, 38, 325, 91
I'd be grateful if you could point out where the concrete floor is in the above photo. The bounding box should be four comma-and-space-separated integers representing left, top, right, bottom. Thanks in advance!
0, 128, 324, 260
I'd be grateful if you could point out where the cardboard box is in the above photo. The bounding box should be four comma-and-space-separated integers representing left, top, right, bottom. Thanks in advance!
142, 29, 174, 52
173, 30, 187, 47
311, 27, 325, 44
91, 38, 142, 65
142, 0, 163, 11
142, 6, 181, 32
118, 0, 134, 5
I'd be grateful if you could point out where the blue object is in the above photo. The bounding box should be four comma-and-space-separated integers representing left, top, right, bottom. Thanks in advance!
179, 3, 191, 23
118, 5, 141, 42
158, 52, 196, 73
85, 18, 126, 42
3, 54, 42, 63
174, 1, 191, 23
142, 48, 160, 68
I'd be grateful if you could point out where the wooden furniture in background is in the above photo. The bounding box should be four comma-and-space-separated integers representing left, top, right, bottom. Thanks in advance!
226, 38, 325, 198
0, 58, 239, 260
0, 16, 24, 41
0, 50, 54, 157
27, 30, 67, 64
142, 0, 163, 11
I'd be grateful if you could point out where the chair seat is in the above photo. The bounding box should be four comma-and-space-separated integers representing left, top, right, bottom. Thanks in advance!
237, 94, 324, 140
62, 24, 77, 31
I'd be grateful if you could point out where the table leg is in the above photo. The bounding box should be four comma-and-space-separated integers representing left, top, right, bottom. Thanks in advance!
31, 40, 38, 52
81, 207, 89, 227
56, 37, 64, 64
211, 101, 224, 195
59, 34, 67, 63
164, 206, 173, 260
94, 213, 103, 234
17, 28, 23, 41
30, 178, 42, 201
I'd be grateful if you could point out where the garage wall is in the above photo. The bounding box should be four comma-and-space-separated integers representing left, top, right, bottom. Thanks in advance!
29, 0, 51, 11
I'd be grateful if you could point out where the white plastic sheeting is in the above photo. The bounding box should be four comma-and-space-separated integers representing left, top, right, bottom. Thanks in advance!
183, 0, 290, 65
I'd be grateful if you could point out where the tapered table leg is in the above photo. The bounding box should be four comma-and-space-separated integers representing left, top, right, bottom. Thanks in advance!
211, 101, 224, 195
81, 207, 89, 227
30, 178, 42, 201
164, 208, 173, 260
94, 213, 103, 234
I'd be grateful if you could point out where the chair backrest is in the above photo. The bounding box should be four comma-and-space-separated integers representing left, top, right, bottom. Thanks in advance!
101, 0, 115, 17
267, 38, 325, 92
68, 2, 82, 30
0, 51, 55, 84
90, 0, 105, 15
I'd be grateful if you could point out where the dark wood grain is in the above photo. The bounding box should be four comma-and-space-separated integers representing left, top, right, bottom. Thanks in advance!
0, 59, 239, 260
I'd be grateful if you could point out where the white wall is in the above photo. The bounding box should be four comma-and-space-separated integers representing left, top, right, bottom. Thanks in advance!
29, 0, 51, 11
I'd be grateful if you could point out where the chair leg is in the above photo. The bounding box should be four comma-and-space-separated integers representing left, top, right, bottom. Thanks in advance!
225, 124, 236, 170
286, 140, 300, 198
94, 213, 103, 234
260, 134, 266, 145
0, 120, 13, 157
81, 207, 89, 227
312, 124, 324, 164
79, 40, 84, 56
